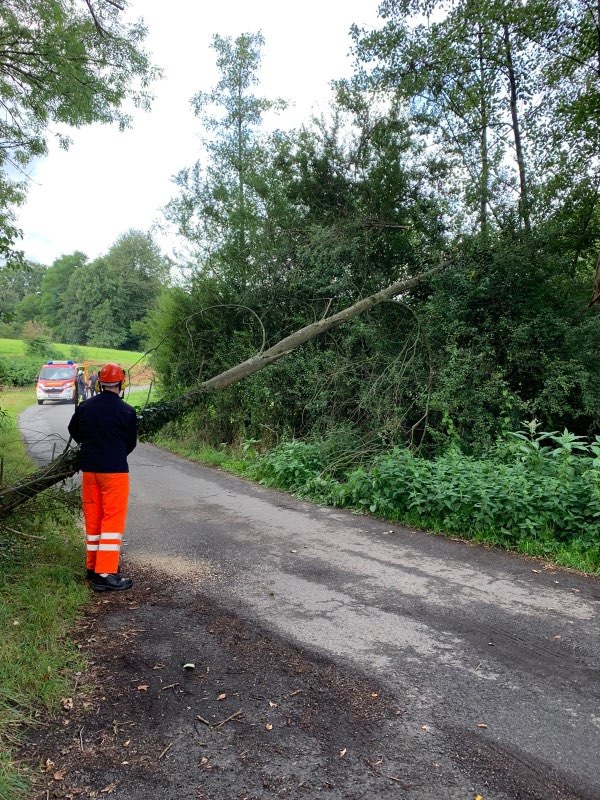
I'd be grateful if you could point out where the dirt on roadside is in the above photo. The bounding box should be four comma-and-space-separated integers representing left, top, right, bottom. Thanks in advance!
25, 566, 426, 800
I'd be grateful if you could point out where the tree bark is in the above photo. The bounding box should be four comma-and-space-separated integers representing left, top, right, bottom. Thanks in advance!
502, 19, 531, 235
0, 263, 445, 516
193, 264, 444, 394
477, 21, 490, 242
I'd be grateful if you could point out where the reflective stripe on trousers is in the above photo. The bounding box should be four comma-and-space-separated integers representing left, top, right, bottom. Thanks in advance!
82, 472, 130, 574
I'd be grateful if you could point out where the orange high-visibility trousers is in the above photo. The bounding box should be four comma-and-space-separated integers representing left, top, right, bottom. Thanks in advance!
82, 472, 130, 574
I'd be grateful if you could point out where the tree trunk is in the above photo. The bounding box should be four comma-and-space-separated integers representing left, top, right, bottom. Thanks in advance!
237, 78, 247, 286
502, 19, 531, 235
596, 0, 600, 78
194, 265, 444, 393
477, 22, 490, 241
0, 263, 445, 516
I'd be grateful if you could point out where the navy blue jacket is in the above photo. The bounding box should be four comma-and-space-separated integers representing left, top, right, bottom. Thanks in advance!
68, 391, 137, 473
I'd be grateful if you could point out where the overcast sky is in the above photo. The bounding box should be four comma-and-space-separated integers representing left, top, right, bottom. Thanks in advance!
16, 0, 382, 266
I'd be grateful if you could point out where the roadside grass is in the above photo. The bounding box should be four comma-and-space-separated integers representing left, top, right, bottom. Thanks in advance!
0, 337, 144, 368
124, 384, 160, 410
152, 433, 249, 475
0, 388, 88, 799
0, 390, 37, 482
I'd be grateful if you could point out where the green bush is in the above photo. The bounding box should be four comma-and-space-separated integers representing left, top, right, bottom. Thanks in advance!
252, 423, 600, 553
249, 440, 324, 491
343, 446, 599, 542
23, 336, 57, 359
0, 356, 41, 386
69, 345, 85, 362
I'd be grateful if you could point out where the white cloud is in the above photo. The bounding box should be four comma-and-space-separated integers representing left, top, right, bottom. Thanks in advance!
16, 0, 381, 265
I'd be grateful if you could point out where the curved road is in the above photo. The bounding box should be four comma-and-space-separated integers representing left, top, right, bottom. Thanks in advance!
20, 400, 600, 800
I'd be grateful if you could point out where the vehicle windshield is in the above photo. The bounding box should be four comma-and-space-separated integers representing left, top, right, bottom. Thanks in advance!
39, 366, 76, 380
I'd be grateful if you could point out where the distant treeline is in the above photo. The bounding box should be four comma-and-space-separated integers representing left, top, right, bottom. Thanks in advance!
0, 231, 170, 352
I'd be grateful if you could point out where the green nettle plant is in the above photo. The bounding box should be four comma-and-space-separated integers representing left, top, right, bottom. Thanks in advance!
251, 422, 600, 559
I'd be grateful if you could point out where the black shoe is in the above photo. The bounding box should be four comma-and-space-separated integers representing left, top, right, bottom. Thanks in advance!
91, 573, 133, 592
86, 568, 95, 580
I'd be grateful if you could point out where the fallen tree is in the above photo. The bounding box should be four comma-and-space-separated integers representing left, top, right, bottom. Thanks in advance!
0, 264, 444, 517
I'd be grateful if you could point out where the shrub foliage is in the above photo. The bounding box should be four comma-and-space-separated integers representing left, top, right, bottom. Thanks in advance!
249, 423, 600, 566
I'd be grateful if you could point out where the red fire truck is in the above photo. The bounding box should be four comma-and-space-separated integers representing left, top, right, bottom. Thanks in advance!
35, 360, 81, 405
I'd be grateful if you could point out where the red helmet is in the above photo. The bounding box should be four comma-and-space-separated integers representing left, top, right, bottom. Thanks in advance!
99, 363, 126, 384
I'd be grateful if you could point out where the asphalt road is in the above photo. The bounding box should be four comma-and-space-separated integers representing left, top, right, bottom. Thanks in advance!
20, 400, 600, 800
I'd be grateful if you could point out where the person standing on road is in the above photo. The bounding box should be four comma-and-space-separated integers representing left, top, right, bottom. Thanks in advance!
68, 363, 137, 592
88, 369, 99, 397
76, 368, 87, 402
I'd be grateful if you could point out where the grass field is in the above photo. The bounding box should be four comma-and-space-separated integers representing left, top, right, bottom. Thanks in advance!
0, 337, 145, 369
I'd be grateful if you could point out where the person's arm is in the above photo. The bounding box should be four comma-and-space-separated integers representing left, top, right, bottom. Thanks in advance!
67, 406, 82, 443
126, 409, 137, 455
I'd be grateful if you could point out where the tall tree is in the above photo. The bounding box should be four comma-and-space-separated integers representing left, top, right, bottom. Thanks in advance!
350, 0, 569, 234
154, 96, 446, 445
165, 31, 284, 290
38, 251, 88, 337
529, 0, 600, 251
345, 0, 600, 444
61, 230, 169, 348
0, 260, 45, 321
